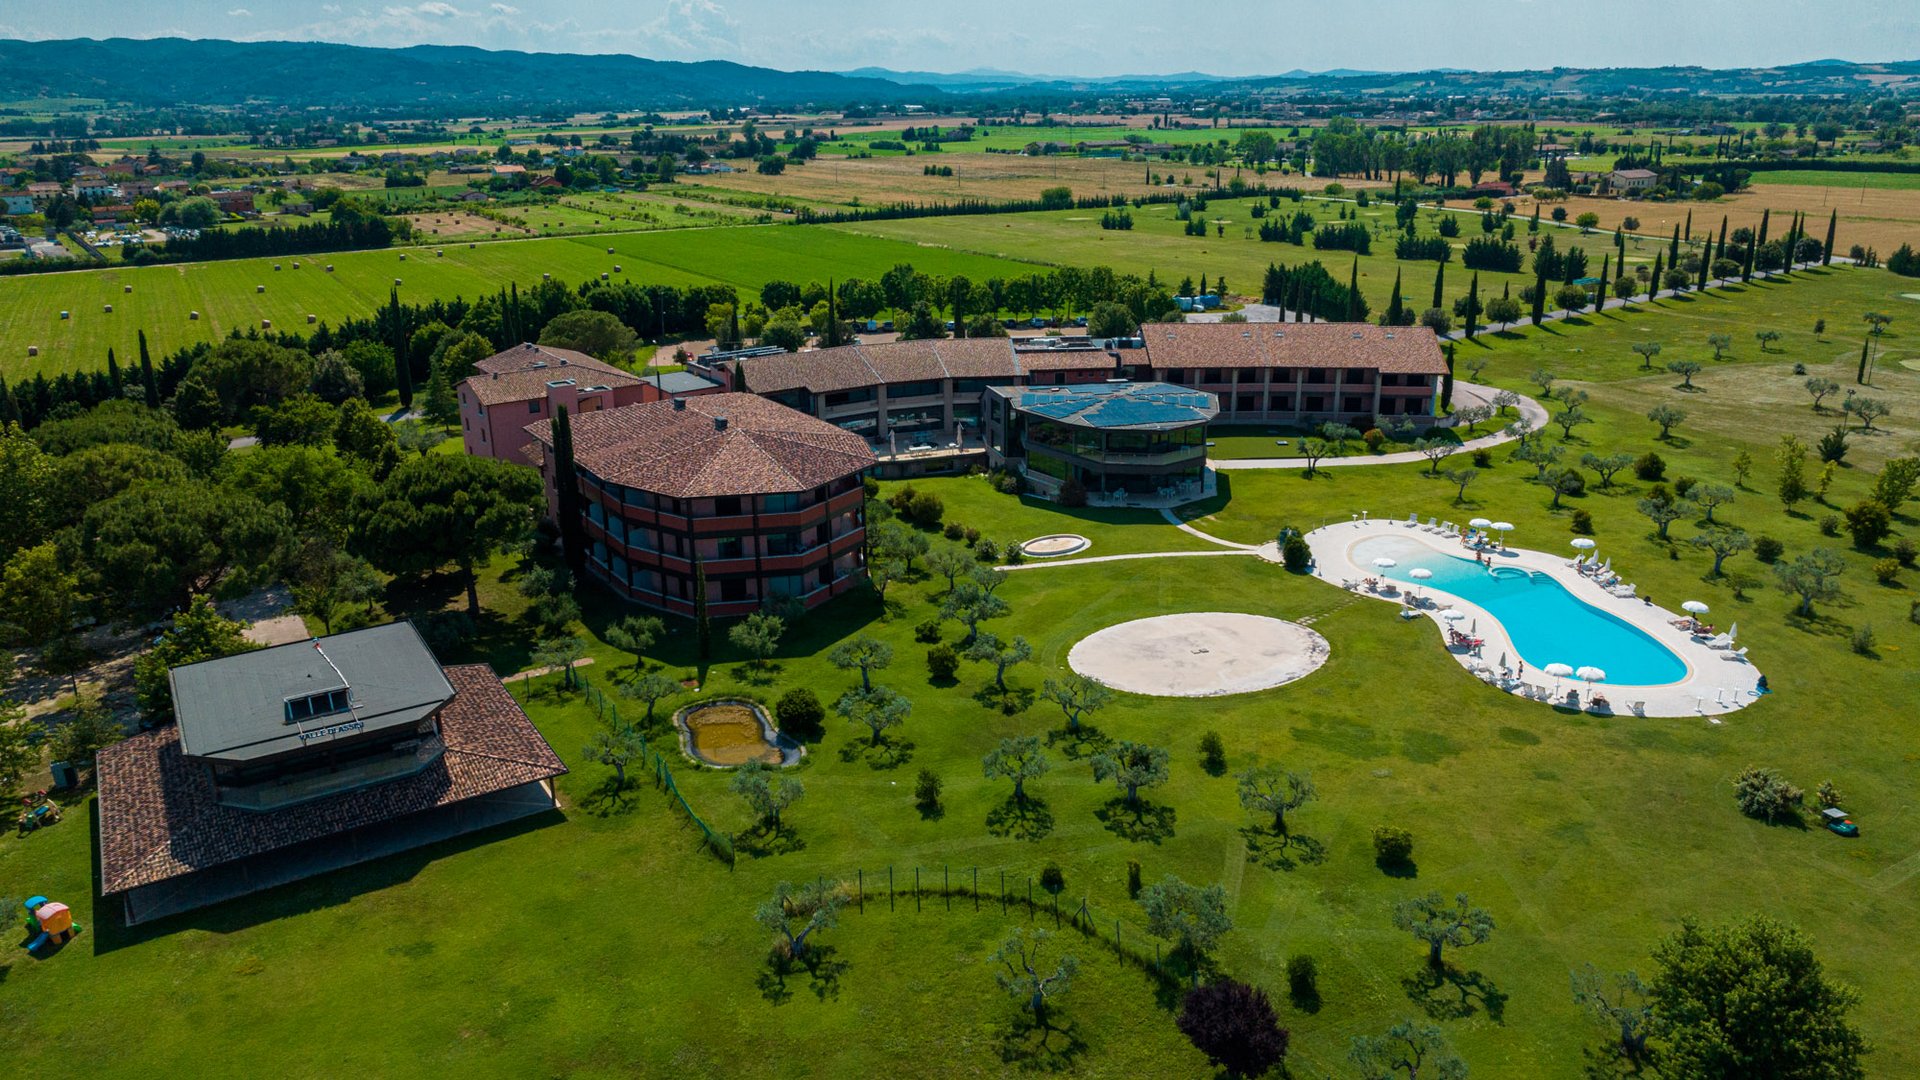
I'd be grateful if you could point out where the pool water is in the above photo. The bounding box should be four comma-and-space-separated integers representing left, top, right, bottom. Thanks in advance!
1352, 534, 1688, 686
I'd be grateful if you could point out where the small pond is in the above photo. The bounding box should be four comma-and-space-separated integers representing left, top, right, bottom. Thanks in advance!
673, 699, 803, 768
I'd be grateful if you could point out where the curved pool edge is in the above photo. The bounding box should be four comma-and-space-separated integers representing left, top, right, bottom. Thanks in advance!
1303, 518, 1764, 719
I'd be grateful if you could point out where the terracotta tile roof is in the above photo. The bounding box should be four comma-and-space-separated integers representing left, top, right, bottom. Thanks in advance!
735, 338, 1027, 395
96, 665, 566, 895
1140, 322, 1447, 375
464, 343, 647, 407
526, 392, 876, 498
1015, 350, 1120, 372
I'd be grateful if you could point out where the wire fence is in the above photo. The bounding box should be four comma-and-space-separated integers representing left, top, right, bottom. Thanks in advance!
816, 863, 1205, 996
575, 670, 736, 867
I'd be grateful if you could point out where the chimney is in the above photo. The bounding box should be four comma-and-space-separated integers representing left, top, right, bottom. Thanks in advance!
672, 397, 686, 411
713, 414, 729, 432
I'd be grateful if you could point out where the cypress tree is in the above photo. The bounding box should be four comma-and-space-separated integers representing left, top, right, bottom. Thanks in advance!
1756, 208, 1770, 251
0, 377, 16, 426
1741, 225, 1756, 282
1668, 224, 1680, 265
138, 329, 159, 408
1858, 337, 1870, 384
1441, 342, 1455, 410
1530, 268, 1546, 325
1716, 216, 1729, 280
1431, 260, 1445, 312
1823, 209, 1836, 266
1651, 251, 1664, 297
693, 551, 711, 660
1697, 232, 1711, 291
105, 347, 122, 396
1384, 269, 1404, 327
391, 288, 413, 409
1598, 254, 1609, 296
1347, 258, 1361, 321
1684, 209, 1692, 242
551, 404, 586, 576
1464, 273, 1480, 338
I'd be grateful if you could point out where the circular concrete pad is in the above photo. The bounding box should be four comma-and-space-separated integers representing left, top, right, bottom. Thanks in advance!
1021, 533, 1091, 558
1068, 612, 1330, 697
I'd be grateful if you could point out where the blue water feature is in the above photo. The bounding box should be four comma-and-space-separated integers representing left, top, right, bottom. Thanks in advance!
1351, 534, 1688, 686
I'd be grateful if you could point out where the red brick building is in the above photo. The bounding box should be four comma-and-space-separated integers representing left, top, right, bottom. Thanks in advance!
459, 343, 721, 465
524, 393, 876, 618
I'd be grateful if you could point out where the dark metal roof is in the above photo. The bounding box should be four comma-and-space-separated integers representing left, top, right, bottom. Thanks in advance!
993, 381, 1219, 431
170, 622, 454, 764
646, 370, 723, 394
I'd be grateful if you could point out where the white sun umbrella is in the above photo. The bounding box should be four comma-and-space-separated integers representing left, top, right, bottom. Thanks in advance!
1544, 661, 1574, 695
1469, 517, 1493, 528
1576, 666, 1607, 692
1408, 567, 1432, 597
1570, 538, 1596, 550
1491, 521, 1514, 549
1372, 557, 1397, 574
1682, 600, 1710, 615
1439, 608, 1466, 622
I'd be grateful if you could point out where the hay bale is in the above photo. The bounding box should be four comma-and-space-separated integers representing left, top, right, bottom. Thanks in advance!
104, 304, 113, 313
292, 261, 300, 268
123, 284, 132, 294
274, 264, 281, 271
256, 285, 265, 293
190, 311, 200, 320
326, 265, 334, 272
600, 272, 608, 281
394, 278, 403, 286
59, 310, 69, 319
26, 345, 37, 357
307, 314, 317, 324
261, 319, 272, 329
614, 264, 622, 272
399, 253, 407, 261
606, 246, 615, 254
543, 273, 551, 280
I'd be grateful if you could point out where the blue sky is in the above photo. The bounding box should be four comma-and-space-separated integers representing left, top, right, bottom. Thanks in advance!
8, 1, 1918, 78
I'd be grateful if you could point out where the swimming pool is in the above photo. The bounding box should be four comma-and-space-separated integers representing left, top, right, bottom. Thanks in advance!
1351, 534, 1689, 686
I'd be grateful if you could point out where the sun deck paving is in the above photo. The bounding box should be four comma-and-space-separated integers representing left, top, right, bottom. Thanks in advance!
1306, 517, 1765, 719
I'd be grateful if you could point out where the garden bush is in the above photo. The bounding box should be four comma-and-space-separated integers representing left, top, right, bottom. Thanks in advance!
1893, 538, 1917, 567
1819, 514, 1841, 538
1571, 509, 1593, 534
1732, 766, 1803, 823
775, 687, 825, 738
1286, 955, 1319, 1002
1281, 535, 1312, 572
913, 620, 943, 644
1672, 476, 1697, 498
943, 522, 965, 541
926, 644, 959, 682
1199, 731, 1227, 775
1845, 500, 1892, 549
1851, 625, 1878, 656
906, 491, 945, 529
1472, 447, 1493, 468
1634, 451, 1666, 481
1363, 428, 1385, 451
1873, 558, 1901, 585
1373, 825, 1415, 866
914, 768, 942, 812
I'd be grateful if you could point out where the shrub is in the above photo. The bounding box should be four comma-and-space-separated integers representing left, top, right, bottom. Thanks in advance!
1373, 825, 1415, 866
1570, 509, 1593, 535
775, 687, 825, 737
1673, 476, 1697, 498
1817, 427, 1849, 464
914, 768, 942, 812
926, 644, 959, 682
963, 525, 981, 546
1040, 863, 1066, 896
1472, 447, 1493, 468
1281, 535, 1312, 572
905, 491, 945, 529
1127, 859, 1143, 898
1004, 545, 1026, 566
1058, 476, 1087, 507
1286, 955, 1318, 1002
1634, 451, 1666, 481
1819, 514, 1841, 538
974, 538, 999, 563
1792, 362, 1808, 376
1199, 731, 1227, 775
1874, 558, 1901, 585
1851, 624, 1878, 656
913, 619, 943, 644
1754, 535, 1785, 563
943, 522, 965, 541
1363, 428, 1385, 451
1844, 500, 1892, 548
1893, 538, 1918, 567
1732, 765, 1803, 823
887, 484, 917, 513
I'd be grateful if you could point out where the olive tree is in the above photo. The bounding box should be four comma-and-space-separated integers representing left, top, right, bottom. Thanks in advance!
1138, 875, 1233, 959
828, 635, 893, 691
1091, 740, 1170, 807
1773, 548, 1846, 616
1236, 764, 1317, 835
756, 879, 845, 959
983, 735, 1051, 803
990, 928, 1078, 1026
1392, 892, 1495, 969
1040, 674, 1113, 732
834, 684, 911, 747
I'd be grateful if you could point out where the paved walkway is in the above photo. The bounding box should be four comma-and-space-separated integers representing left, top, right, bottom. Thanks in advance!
1211, 381, 1548, 471
998, 548, 1261, 572
1305, 517, 1763, 719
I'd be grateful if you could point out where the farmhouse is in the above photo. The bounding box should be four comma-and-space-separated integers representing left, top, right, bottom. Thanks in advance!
1607, 168, 1658, 193
95, 622, 566, 925
458, 342, 722, 465
524, 393, 875, 618
209, 189, 257, 215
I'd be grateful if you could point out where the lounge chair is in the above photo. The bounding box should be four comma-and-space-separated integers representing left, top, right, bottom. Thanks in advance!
1721, 646, 1750, 661
1706, 634, 1733, 650
1406, 512, 1418, 526
1427, 516, 1440, 530
1629, 701, 1646, 716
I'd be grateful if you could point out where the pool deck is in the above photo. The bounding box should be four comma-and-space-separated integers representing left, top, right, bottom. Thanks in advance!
1305, 518, 1764, 720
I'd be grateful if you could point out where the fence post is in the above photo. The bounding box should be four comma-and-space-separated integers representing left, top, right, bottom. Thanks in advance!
944, 866, 949, 911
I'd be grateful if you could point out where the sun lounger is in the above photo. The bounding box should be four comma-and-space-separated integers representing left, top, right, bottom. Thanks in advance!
1629, 700, 1646, 716
1721, 646, 1749, 661
1406, 512, 1418, 525
1706, 634, 1733, 649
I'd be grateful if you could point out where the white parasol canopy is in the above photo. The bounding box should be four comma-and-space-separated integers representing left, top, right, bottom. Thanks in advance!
1409, 568, 1433, 580
1570, 538, 1597, 550
1372, 557, 1397, 570
1439, 608, 1467, 622
1492, 521, 1515, 533
1543, 662, 1574, 695
1682, 600, 1710, 615
1469, 517, 1493, 528
1576, 665, 1606, 684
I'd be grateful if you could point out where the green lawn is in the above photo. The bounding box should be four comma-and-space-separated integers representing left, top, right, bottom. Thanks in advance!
0, 226, 1049, 379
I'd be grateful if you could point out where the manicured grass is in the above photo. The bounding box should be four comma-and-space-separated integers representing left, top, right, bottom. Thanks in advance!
0, 226, 1048, 379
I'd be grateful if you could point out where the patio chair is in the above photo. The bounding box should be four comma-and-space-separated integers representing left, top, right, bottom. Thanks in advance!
1426, 516, 1439, 530
1629, 701, 1646, 716
1721, 646, 1750, 661
1406, 512, 1418, 525
1706, 634, 1733, 650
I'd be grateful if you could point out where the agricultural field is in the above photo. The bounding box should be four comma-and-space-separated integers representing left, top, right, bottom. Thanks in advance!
6, 266, 1920, 1073
0, 226, 1050, 377
1532, 185, 1920, 257
1747, 169, 1920, 191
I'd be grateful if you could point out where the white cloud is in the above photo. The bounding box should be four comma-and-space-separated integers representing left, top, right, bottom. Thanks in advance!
321, 4, 341, 12
638, 0, 742, 60
227, 7, 252, 16
490, 2, 519, 12
415, 1, 462, 15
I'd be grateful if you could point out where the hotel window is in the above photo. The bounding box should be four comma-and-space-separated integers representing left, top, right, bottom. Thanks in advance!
762, 492, 800, 513
715, 536, 745, 559
714, 496, 742, 516
824, 388, 875, 407
1236, 394, 1258, 412
720, 578, 749, 602
766, 532, 806, 556
528, 400, 542, 413
891, 380, 941, 398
